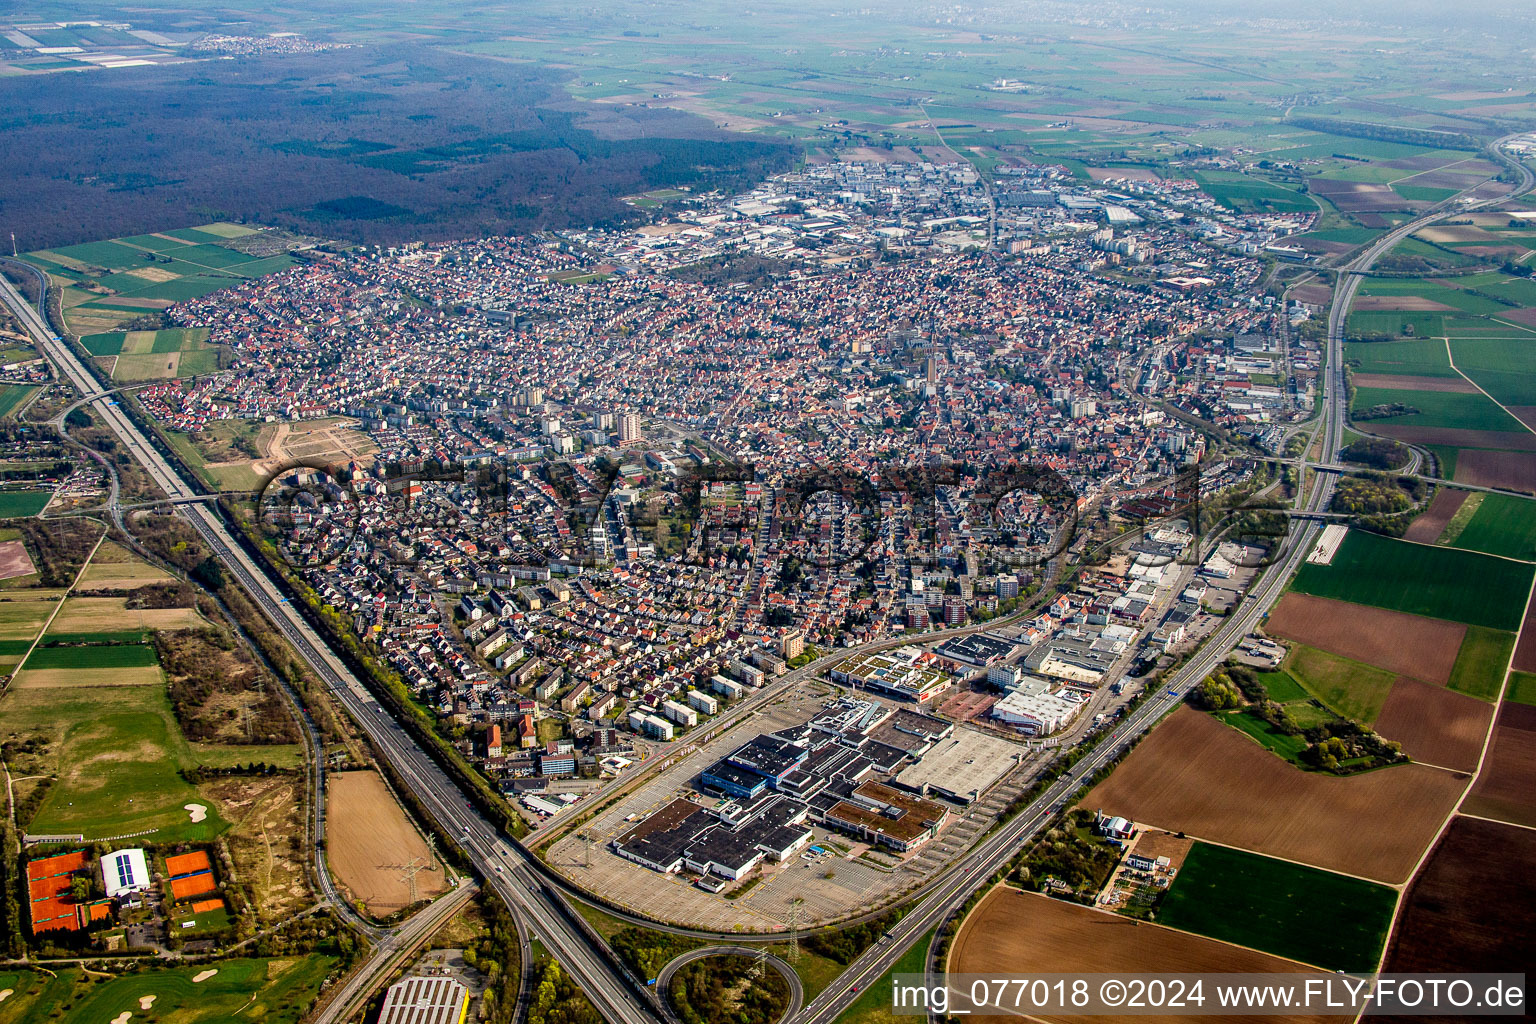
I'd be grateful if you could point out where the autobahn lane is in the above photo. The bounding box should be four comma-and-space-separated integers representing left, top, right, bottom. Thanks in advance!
0, 271, 665, 1024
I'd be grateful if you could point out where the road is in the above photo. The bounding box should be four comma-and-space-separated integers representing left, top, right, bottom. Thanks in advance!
0, 270, 667, 1024
654, 945, 804, 1019
790, 134, 1536, 1024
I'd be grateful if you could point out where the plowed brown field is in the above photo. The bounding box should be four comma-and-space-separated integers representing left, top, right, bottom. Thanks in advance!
950, 886, 1330, 1024
1455, 449, 1536, 493
1463, 702, 1536, 827
1264, 593, 1464, 685
327, 770, 447, 912
1081, 708, 1465, 883
1403, 488, 1468, 543
1383, 816, 1536, 983
1371, 678, 1493, 772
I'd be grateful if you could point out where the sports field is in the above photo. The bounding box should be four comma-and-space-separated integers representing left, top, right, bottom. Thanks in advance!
0, 956, 336, 1024
1156, 842, 1397, 972
1290, 530, 1534, 631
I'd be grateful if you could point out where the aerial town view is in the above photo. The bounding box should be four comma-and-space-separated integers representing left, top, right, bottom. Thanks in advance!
0, 0, 1532, 1022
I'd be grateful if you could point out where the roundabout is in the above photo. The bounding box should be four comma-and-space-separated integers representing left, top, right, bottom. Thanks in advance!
654, 945, 804, 1024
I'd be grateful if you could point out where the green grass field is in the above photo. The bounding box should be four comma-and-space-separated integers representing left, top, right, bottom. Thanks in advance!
1286, 645, 1397, 724
23, 643, 159, 669
1156, 843, 1397, 972
1448, 338, 1536, 408
1447, 627, 1519, 701
1291, 530, 1534, 631
0, 956, 336, 1024
0, 385, 37, 420
1345, 339, 1457, 378
1219, 709, 1311, 762
1351, 386, 1526, 433
1449, 493, 1536, 561
1255, 667, 1310, 703
1506, 671, 1536, 706
0, 491, 52, 517
1193, 171, 1315, 214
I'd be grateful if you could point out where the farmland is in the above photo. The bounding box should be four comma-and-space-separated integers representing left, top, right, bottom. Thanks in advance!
950, 886, 1330, 1024
326, 770, 449, 914
1283, 645, 1396, 724
1289, 529, 1534, 631
1371, 678, 1493, 773
1344, 339, 1457, 378
1351, 385, 1525, 434
0, 956, 337, 1024
0, 491, 52, 517
1446, 627, 1519, 701
1156, 842, 1396, 972
1384, 816, 1536, 976
1446, 492, 1536, 561
23, 224, 301, 340
1263, 592, 1464, 687
1082, 708, 1464, 883
1463, 701, 1536, 828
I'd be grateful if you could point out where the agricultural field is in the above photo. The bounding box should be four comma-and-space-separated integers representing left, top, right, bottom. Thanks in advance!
326, 770, 449, 914
1263, 592, 1464, 687
1507, 671, 1536, 706
1082, 708, 1464, 883
1156, 842, 1396, 972
1344, 339, 1457, 378
1383, 816, 1536, 976
79, 326, 225, 381
75, 540, 177, 589
1446, 627, 1518, 701
1463, 701, 1536, 828
0, 491, 53, 517
1191, 171, 1315, 214
1371, 678, 1493, 773
0, 384, 38, 420
1352, 385, 1526, 433
21, 223, 298, 338
1283, 645, 1397, 724
1403, 487, 1468, 542
1443, 492, 1536, 561
950, 887, 1331, 1024
1289, 529, 1534, 631
42, 595, 205, 637
0, 956, 337, 1024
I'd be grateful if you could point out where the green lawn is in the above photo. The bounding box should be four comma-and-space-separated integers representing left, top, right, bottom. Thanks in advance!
1255, 667, 1310, 703
1218, 709, 1311, 762
1447, 627, 1519, 701
1449, 493, 1536, 561
0, 386, 38, 420
0, 957, 337, 1024
1286, 645, 1397, 724
1291, 530, 1535, 631
1157, 843, 1397, 972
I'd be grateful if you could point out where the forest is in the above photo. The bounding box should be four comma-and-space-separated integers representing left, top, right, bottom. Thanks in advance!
0, 44, 792, 248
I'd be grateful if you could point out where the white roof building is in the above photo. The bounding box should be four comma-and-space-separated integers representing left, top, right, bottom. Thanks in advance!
103, 848, 151, 898
991, 689, 1083, 735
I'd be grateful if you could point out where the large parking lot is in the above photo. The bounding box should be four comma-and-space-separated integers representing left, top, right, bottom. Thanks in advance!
544, 679, 1043, 930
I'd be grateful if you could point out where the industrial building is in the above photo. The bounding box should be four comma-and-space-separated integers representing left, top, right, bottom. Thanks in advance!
378, 975, 471, 1024
830, 646, 953, 703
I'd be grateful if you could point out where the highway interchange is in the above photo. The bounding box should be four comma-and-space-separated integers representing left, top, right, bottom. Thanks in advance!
0, 135, 1529, 1024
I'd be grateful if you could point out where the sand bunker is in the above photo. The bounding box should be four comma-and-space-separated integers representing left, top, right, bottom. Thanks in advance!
139, 995, 157, 1010
0, 989, 13, 1004
193, 969, 218, 983
185, 803, 208, 823
110, 1013, 131, 1024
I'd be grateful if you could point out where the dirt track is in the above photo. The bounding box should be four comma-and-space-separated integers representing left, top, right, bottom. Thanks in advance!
1264, 593, 1465, 686
1082, 708, 1465, 883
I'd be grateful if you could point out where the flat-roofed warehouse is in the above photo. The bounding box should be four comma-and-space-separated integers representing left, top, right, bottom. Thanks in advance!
378, 976, 470, 1024
893, 728, 1023, 804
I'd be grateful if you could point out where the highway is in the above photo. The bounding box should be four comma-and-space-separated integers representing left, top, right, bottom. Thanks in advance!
790, 134, 1536, 1024
0, 269, 667, 1024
